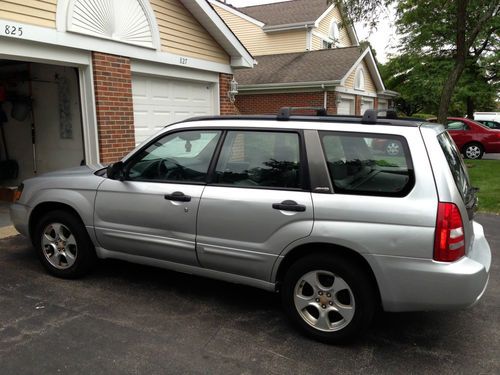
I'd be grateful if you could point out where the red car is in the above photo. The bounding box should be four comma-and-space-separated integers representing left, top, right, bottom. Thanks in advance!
442, 117, 500, 159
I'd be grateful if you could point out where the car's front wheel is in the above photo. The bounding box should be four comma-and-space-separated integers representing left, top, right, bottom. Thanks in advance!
463, 143, 484, 159
33, 210, 96, 278
281, 253, 376, 344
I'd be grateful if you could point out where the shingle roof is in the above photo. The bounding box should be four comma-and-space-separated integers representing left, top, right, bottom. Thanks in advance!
237, 0, 330, 26
235, 47, 363, 86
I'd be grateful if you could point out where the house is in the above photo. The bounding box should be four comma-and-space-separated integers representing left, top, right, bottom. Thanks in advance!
0, 0, 253, 186
209, 0, 397, 115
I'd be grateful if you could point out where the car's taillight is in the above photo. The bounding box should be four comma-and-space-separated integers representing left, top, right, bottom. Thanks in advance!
434, 202, 465, 262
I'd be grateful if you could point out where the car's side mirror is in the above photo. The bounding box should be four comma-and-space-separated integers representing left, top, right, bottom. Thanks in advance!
107, 161, 125, 181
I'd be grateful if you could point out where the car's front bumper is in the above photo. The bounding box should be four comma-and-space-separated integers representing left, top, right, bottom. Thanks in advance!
366, 220, 491, 312
9, 202, 30, 238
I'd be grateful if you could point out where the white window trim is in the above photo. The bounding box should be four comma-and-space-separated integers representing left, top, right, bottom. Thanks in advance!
355, 67, 365, 91
329, 20, 340, 42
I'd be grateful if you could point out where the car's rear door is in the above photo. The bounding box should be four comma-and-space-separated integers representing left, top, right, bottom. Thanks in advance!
196, 129, 313, 281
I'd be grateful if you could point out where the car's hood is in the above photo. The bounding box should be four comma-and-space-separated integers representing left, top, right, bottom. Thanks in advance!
37, 164, 105, 178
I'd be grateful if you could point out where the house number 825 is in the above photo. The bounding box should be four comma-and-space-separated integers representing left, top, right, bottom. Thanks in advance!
4, 25, 23, 36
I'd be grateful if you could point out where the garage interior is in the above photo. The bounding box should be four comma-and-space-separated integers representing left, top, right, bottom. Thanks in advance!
0, 60, 84, 193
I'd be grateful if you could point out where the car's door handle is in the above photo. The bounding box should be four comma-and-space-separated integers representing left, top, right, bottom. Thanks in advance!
272, 200, 306, 212
164, 191, 191, 202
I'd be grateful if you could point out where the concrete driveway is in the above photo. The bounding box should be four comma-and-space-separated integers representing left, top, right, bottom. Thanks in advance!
484, 153, 500, 160
0, 214, 498, 374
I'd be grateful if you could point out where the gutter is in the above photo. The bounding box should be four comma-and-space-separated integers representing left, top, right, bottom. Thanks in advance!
238, 80, 341, 92
263, 21, 317, 33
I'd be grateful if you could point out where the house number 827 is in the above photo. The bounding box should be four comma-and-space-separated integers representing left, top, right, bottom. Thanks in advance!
4, 25, 23, 37
180, 57, 188, 65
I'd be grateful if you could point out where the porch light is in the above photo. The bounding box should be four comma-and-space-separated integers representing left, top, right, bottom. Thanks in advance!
228, 78, 238, 103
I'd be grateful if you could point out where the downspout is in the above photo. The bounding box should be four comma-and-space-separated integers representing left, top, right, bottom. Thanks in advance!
322, 84, 327, 110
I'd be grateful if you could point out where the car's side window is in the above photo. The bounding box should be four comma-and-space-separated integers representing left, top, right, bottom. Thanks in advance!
127, 130, 221, 183
446, 121, 468, 130
319, 131, 414, 197
214, 131, 301, 189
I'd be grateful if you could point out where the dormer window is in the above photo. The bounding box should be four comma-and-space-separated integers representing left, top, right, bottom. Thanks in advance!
355, 67, 365, 90
329, 21, 340, 41
323, 40, 333, 49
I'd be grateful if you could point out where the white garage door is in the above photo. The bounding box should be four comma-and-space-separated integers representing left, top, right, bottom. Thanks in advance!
337, 97, 354, 115
361, 98, 374, 115
132, 75, 214, 144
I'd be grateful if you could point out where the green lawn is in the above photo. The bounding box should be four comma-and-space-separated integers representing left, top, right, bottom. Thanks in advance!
465, 160, 500, 214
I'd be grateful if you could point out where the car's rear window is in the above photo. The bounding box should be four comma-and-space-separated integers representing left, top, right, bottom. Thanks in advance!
437, 132, 472, 200
319, 131, 414, 197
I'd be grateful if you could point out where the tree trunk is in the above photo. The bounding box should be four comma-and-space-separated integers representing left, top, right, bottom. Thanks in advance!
437, 62, 466, 122
466, 96, 474, 118
437, 0, 468, 124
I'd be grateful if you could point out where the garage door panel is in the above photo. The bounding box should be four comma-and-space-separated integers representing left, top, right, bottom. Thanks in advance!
133, 75, 214, 145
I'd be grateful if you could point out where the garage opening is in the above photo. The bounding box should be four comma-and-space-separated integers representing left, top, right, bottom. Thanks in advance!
0, 60, 84, 188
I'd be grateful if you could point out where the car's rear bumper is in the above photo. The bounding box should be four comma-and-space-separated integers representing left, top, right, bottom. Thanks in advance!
10, 202, 30, 238
366, 221, 491, 312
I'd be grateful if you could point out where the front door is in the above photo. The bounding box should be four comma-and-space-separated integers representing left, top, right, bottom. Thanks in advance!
196, 130, 313, 281
94, 129, 222, 265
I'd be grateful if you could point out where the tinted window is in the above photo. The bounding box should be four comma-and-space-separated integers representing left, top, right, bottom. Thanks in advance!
127, 130, 221, 182
438, 132, 472, 200
214, 131, 301, 189
446, 121, 468, 130
319, 131, 414, 197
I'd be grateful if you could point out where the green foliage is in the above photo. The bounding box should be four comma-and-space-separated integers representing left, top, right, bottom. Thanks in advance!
466, 160, 500, 214
380, 54, 497, 116
339, 0, 499, 118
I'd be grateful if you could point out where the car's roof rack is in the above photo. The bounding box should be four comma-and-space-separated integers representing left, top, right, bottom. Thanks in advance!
277, 107, 327, 120
171, 107, 426, 128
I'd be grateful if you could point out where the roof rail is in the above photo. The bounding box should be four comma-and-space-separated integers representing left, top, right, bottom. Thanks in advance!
361, 108, 398, 124
277, 107, 327, 120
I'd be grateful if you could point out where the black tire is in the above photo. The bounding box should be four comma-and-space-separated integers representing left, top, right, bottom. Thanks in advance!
463, 143, 484, 159
281, 253, 376, 344
33, 210, 96, 278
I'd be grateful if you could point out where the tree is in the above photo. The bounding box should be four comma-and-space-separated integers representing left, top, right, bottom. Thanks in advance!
334, 0, 499, 122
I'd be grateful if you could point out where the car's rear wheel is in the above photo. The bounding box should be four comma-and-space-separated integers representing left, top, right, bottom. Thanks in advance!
463, 143, 484, 159
281, 253, 376, 344
33, 210, 96, 278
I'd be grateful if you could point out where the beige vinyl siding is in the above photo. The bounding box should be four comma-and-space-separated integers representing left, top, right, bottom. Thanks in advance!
316, 6, 352, 47
214, 4, 307, 56
151, 0, 229, 64
344, 60, 377, 93
312, 34, 322, 50
0, 0, 56, 28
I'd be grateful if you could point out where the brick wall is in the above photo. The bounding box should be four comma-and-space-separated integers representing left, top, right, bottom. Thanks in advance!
92, 52, 135, 163
236, 92, 325, 115
219, 73, 239, 115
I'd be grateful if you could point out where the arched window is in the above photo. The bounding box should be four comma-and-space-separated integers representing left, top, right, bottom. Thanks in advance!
329, 21, 340, 41
66, 0, 157, 49
355, 67, 365, 91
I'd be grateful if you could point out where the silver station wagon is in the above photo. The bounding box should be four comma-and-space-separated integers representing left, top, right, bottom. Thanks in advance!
10, 108, 492, 343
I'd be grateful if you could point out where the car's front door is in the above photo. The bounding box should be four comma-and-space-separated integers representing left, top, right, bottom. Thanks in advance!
196, 130, 313, 281
94, 129, 222, 265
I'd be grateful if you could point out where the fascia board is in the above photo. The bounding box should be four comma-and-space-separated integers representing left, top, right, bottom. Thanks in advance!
207, 0, 265, 27
263, 22, 316, 32
181, 0, 255, 68
238, 80, 341, 91
314, 3, 336, 27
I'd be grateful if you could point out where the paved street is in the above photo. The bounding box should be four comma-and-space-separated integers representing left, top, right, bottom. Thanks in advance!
484, 153, 500, 160
0, 214, 498, 374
